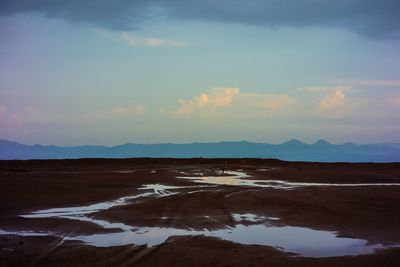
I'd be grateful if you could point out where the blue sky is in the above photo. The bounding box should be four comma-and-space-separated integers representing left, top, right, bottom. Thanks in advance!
0, 1, 400, 145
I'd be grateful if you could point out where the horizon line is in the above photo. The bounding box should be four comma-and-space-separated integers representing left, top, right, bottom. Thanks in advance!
1, 138, 398, 148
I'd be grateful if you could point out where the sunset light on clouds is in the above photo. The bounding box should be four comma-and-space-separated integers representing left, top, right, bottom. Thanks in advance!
2, 4, 400, 266
0, 1, 399, 145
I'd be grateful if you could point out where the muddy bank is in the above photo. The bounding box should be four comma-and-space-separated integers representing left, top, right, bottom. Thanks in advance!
1, 159, 400, 266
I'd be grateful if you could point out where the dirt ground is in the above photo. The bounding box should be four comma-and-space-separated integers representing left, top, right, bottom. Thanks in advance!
1, 158, 400, 267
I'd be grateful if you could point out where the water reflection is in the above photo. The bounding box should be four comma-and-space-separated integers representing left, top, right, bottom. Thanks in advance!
2, 170, 398, 257
21, 192, 154, 219
0, 223, 384, 257
179, 171, 400, 189
233, 213, 280, 222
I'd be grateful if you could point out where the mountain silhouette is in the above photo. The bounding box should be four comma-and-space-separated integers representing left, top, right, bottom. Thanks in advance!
0, 139, 399, 162
281, 139, 306, 146
313, 139, 332, 147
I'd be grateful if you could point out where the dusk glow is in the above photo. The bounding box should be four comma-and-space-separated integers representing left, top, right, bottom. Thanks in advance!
0, 1, 399, 145
1, 3, 400, 266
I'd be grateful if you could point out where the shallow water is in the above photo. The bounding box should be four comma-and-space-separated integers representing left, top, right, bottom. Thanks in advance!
179, 171, 400, 189
117, 170, 135, 174
3, 170, 398, 257
0, 221, 384, 257
0, 229, 49, 237
21, 183, 206, 220
81, 223, 382, 258
21, 192, 154, 219
233, 213, 280, 222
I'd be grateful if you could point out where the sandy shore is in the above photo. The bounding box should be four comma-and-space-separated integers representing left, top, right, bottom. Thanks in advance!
1, 159, 400, 266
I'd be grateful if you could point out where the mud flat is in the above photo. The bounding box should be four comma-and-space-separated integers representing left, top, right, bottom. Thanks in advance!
1, 158, 400, 266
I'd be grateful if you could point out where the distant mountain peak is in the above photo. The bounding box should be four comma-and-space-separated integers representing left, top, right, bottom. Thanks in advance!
313, 139, 331, 146
0, 139, 19, 144
281, 139, 305, 146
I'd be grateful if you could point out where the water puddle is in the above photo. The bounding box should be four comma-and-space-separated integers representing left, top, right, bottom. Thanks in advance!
1, 171, 398, 258
21, 192, 154, 219
178, 171, 400, 189
256, 168, 280, 171
0, 223, 384, 257
138, 184, 213, 196
233, 213, 280, 222
83, 224, 381, 258
256, 180, 400, 188
21, 183, 208, 220
0, 229, 49, 237
117, 170, 135, 174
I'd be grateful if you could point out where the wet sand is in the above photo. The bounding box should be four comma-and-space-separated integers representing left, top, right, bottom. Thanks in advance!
1, 159, 400, 266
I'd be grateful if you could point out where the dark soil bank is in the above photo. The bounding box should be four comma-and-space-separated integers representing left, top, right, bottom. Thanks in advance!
1, 159, 400, 267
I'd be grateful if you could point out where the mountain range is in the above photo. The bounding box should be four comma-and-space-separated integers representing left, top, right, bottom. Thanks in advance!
1, 139, 400, 162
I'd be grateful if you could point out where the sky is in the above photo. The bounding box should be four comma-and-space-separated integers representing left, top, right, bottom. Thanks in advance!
0, 0, 400, 146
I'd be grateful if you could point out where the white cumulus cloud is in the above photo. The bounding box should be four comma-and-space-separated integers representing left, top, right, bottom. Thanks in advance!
172, 87, 298, 118
175, 87, 239, 117
319, 89, 345, 110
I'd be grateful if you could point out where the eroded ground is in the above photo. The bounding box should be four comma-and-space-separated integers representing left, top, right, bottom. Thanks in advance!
1, 159, 400, 266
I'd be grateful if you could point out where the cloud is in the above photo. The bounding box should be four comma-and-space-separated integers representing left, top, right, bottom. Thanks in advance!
300, 80, 400, 94
0, 105, 58, 124
0, 0, 155, 31
319, 90, 345, 110
348, 80, 400, 87
121, 33, 187, 48
391, 97, 400, 106
174, 87, 239, 117
0, 105, 6, 116
1, 1, 400, 38
305, 80, 400, 119
112, 104, 146, 115
239, 93, 297, 111
299, 85, 353, 93
317, 89, 355, 119
172, 87, 298, 118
